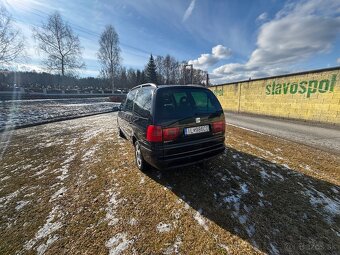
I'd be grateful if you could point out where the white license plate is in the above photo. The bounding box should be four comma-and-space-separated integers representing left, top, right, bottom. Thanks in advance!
185, 125, 210, 135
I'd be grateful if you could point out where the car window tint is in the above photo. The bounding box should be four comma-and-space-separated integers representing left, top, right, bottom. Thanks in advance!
125, 89, 138, 112
155, 88, 222, 121
191, 91, 216, 112
134, 87, 153, 118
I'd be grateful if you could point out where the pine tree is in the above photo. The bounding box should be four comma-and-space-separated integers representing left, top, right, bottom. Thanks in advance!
145, 54, 157, 84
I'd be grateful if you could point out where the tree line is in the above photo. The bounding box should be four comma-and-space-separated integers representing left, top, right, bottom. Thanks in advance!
0, 6, 207, 91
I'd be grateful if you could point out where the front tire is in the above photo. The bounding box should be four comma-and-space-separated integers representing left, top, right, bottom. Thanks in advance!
134, 141, 148, 171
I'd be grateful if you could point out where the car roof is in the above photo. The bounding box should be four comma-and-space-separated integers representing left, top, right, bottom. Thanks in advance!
130, 84, 207, 91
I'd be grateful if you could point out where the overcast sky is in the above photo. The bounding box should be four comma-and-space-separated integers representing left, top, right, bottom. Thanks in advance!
1, 0, 340, 84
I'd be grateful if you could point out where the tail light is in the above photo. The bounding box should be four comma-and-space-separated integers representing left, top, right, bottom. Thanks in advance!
163, 127, 180, 141
146, 125, 162, 142
212, 121, 225, 134
146, 126, 180, 142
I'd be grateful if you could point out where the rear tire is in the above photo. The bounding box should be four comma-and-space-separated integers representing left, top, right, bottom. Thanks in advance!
134, 141, 149, 171
118, 127, 125, 138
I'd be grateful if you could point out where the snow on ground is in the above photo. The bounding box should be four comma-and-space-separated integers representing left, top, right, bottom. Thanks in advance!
156, 222, 172, 233
106, 189, 120, 226
163, 236, 182, 255
49, 187, 67, 202
0, 175, 10, 182
82, 144, 99, 162
23, 205, 63, 251
0, 98, 118, 130
106, 233, 133, 255
303, 187, 340, 224
0, 189, 23, 208
15, 200, 30, 211
193, 209, 209, 231
36, 235, 59, 255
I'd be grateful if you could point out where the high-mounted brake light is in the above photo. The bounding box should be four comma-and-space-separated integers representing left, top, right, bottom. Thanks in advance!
146, 125, 162, 142
163, 127, 180, 141
212, 121, 225, 134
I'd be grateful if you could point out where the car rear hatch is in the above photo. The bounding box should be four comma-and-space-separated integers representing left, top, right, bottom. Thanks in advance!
152, 86, 225, 164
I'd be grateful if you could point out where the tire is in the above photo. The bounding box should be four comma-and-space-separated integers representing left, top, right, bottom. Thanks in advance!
134, 141, 148, 171
118, 127, 125, 138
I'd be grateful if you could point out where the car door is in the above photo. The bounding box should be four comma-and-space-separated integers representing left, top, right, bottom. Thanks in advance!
122, 88, 138, 140
133, 87, 153, 143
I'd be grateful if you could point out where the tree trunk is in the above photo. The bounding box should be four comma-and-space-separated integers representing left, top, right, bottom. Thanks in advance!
61, 57, 64, 76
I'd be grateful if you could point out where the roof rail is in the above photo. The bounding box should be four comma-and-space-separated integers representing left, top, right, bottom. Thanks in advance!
140, 83, 157, 88
130, 83, 157, 91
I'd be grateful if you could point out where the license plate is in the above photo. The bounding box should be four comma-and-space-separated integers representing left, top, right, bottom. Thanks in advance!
185, 125, 210, 135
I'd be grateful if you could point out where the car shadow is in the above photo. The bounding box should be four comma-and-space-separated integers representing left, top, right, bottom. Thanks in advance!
144, 146, 340, 255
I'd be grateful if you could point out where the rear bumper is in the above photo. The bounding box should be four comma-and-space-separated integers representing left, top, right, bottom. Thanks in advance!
140, 135, 225, 170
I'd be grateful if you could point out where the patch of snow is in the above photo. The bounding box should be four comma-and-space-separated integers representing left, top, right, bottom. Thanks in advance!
24, 192, 35, 198
240, 183, 249, 194
163, 236, 182, 255
82, 145, 99, 162
282, 164, 291, 169
223, 195, 240, 204
269, 243, 279, 255
82, 128, 105, 143
331, 187, 339, 194
0, 176, 10, 182
245, 224, 255, 237
260, 170, 270, 181
33, 168, 49, 177
238, 215, 247, 224
129, 218, 137, 226
0, 189, 21, 206
244, 142, 274, 157
15, 200, 30, 211
49, 187, 67, 202
304, 187, 340, 223
218, 243, 230, 252
258, 200, 264, 207
106, 233, 133, 255
332, 228, 340, 237
271, 171, 284, 181
24, 206, 63, 251
106, 190, 120, 226
157, 222, 172, 233
88, 174, 97, 180
194, 209, 209, 231
36, 235, 59, 255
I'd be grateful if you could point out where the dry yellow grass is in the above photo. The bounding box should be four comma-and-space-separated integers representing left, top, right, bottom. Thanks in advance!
0, 113, 339, 255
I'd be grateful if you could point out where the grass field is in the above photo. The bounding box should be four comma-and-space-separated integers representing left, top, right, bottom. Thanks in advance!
0, 112, 339, 255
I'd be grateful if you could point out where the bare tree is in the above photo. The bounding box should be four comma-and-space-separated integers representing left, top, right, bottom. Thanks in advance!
33, 12, 84, 76
0, 7, 25, 66
98, 25, 121, 92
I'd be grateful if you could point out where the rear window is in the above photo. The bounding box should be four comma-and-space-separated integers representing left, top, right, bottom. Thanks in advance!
155, 87, 222, 121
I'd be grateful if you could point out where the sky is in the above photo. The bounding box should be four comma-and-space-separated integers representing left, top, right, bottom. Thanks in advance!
1, 0, 340, 84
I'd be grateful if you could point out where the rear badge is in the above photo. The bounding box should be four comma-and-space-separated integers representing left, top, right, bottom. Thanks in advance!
195, 117, 201, 123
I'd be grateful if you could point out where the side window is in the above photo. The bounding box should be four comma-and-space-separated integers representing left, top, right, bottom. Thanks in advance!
125, 89, 138, 112
134, 87, 153, 118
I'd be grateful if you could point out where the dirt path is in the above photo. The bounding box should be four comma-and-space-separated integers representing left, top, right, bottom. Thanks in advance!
1, 113, 339, 254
